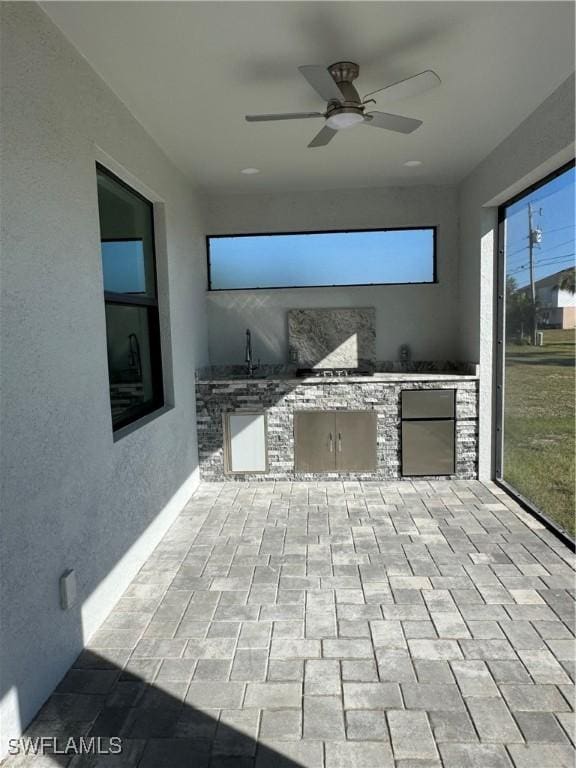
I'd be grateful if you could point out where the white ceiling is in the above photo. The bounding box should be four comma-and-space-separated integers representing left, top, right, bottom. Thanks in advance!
43, 1, 574, 193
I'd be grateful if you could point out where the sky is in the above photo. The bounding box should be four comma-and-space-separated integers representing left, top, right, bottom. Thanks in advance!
504, 165, 575, 289
209, 229, 435, 289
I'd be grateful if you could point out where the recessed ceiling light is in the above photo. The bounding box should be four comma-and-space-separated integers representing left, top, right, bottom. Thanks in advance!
404, 160, 422, 167
241, 167, 260, 175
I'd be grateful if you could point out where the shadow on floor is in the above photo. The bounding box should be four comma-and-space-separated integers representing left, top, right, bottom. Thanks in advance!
9, 650, 304, 768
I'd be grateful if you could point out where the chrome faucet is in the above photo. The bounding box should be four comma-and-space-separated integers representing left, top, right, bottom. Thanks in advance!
245, 329, 260, 377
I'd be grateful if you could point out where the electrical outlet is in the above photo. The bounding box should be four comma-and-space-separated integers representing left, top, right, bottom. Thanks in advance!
60, 569, 77, 610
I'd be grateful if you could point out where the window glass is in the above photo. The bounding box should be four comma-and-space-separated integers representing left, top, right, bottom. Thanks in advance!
97, 170, 156, 298
105, 304, 162, 425
499, 162, 575, 535
208, 228, 435, 290
96, 166, 164, 430
102, 240, 146, 294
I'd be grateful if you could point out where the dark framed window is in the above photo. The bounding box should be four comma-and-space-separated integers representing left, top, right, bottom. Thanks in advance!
206, 227, 437, 290
96, 164, 164, 431
495, 159, 575, 545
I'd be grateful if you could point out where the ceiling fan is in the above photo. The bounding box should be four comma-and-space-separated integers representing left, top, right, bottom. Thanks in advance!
245, 62, 440, 147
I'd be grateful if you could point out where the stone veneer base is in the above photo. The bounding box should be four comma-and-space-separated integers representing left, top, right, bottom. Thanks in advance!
196, 378, 479, 482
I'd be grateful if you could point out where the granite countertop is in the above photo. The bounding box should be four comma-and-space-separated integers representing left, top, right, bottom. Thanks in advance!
198, 373, 479, 384
196, 364, 479, 384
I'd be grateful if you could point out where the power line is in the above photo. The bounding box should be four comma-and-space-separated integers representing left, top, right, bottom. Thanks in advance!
541, 224, 575, 235
509, 257, 574, 274
508, 253, 575, 276
536, 238, 574, 254
534, 253, 575, 268
506, 244, 574, 275
506, 243, 528, 259
506, 237, 574, 264
508, 251, 575, 272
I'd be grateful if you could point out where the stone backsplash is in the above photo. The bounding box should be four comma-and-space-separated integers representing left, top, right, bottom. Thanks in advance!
287, 307, 376, 368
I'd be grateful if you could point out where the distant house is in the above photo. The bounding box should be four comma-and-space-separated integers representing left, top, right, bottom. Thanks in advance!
522, 268, 576, 329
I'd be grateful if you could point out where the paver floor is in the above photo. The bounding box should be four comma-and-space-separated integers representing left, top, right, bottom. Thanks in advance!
7, 481, 575, 767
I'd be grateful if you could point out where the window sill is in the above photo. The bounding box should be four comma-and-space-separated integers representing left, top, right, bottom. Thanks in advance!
206, 281, 438, 293
112, 404, 174, 443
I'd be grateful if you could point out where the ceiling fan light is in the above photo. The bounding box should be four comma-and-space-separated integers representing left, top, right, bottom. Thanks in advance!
326, 111, 364, 130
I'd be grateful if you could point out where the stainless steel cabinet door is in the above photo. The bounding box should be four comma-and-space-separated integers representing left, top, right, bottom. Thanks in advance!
401, 389, 455, 419
401, 420, 455, 476
335, 411, 378, 472
294, 412, 335, 472
224, 412, 267, 473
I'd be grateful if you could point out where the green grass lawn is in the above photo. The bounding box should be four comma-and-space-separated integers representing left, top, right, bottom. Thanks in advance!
503, 328, 575, 536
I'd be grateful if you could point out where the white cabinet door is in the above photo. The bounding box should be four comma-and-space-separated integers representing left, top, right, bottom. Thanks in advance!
225, 413, 267, 473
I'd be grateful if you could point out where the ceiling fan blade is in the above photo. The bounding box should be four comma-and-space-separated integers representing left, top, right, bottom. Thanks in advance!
246, 112, 324, 122
363, 70, 441, 104
308, 125, 338, 148
298, 65, 344, 102
363, 111, 423, 134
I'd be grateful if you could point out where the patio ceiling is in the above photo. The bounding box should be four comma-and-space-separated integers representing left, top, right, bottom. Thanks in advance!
43, 1, 574, 193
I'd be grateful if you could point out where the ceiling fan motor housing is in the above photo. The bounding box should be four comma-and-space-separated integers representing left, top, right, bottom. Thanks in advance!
328, 61, 362, 104
328, 61, 360, 84
325, 62, 364, 128
326, 60, 363, 128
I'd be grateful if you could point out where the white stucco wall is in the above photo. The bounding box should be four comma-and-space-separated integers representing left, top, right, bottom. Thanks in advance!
205, 186, 460, 365
0, 3, 208, 754
554, 288, 576, 309
457, 74, 575, 479
537, 285, 576, 309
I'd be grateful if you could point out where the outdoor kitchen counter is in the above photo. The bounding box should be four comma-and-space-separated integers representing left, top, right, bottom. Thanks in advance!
196, 366, 479, 482
196, 362, 479, 384
196, 371, 479, 384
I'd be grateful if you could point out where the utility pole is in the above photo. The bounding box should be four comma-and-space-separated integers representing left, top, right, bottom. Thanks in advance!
528, 203, 542, 345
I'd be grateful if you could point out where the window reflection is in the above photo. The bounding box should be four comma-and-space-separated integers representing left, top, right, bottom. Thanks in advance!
102, 240, 146, 294
96, 165, 164, 430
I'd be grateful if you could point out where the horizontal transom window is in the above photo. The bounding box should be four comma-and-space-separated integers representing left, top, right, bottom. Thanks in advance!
207, 228, 437, 291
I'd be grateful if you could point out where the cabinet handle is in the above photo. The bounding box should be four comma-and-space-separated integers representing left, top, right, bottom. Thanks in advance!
338, 432, 342, 452
329, 432, 334, 452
